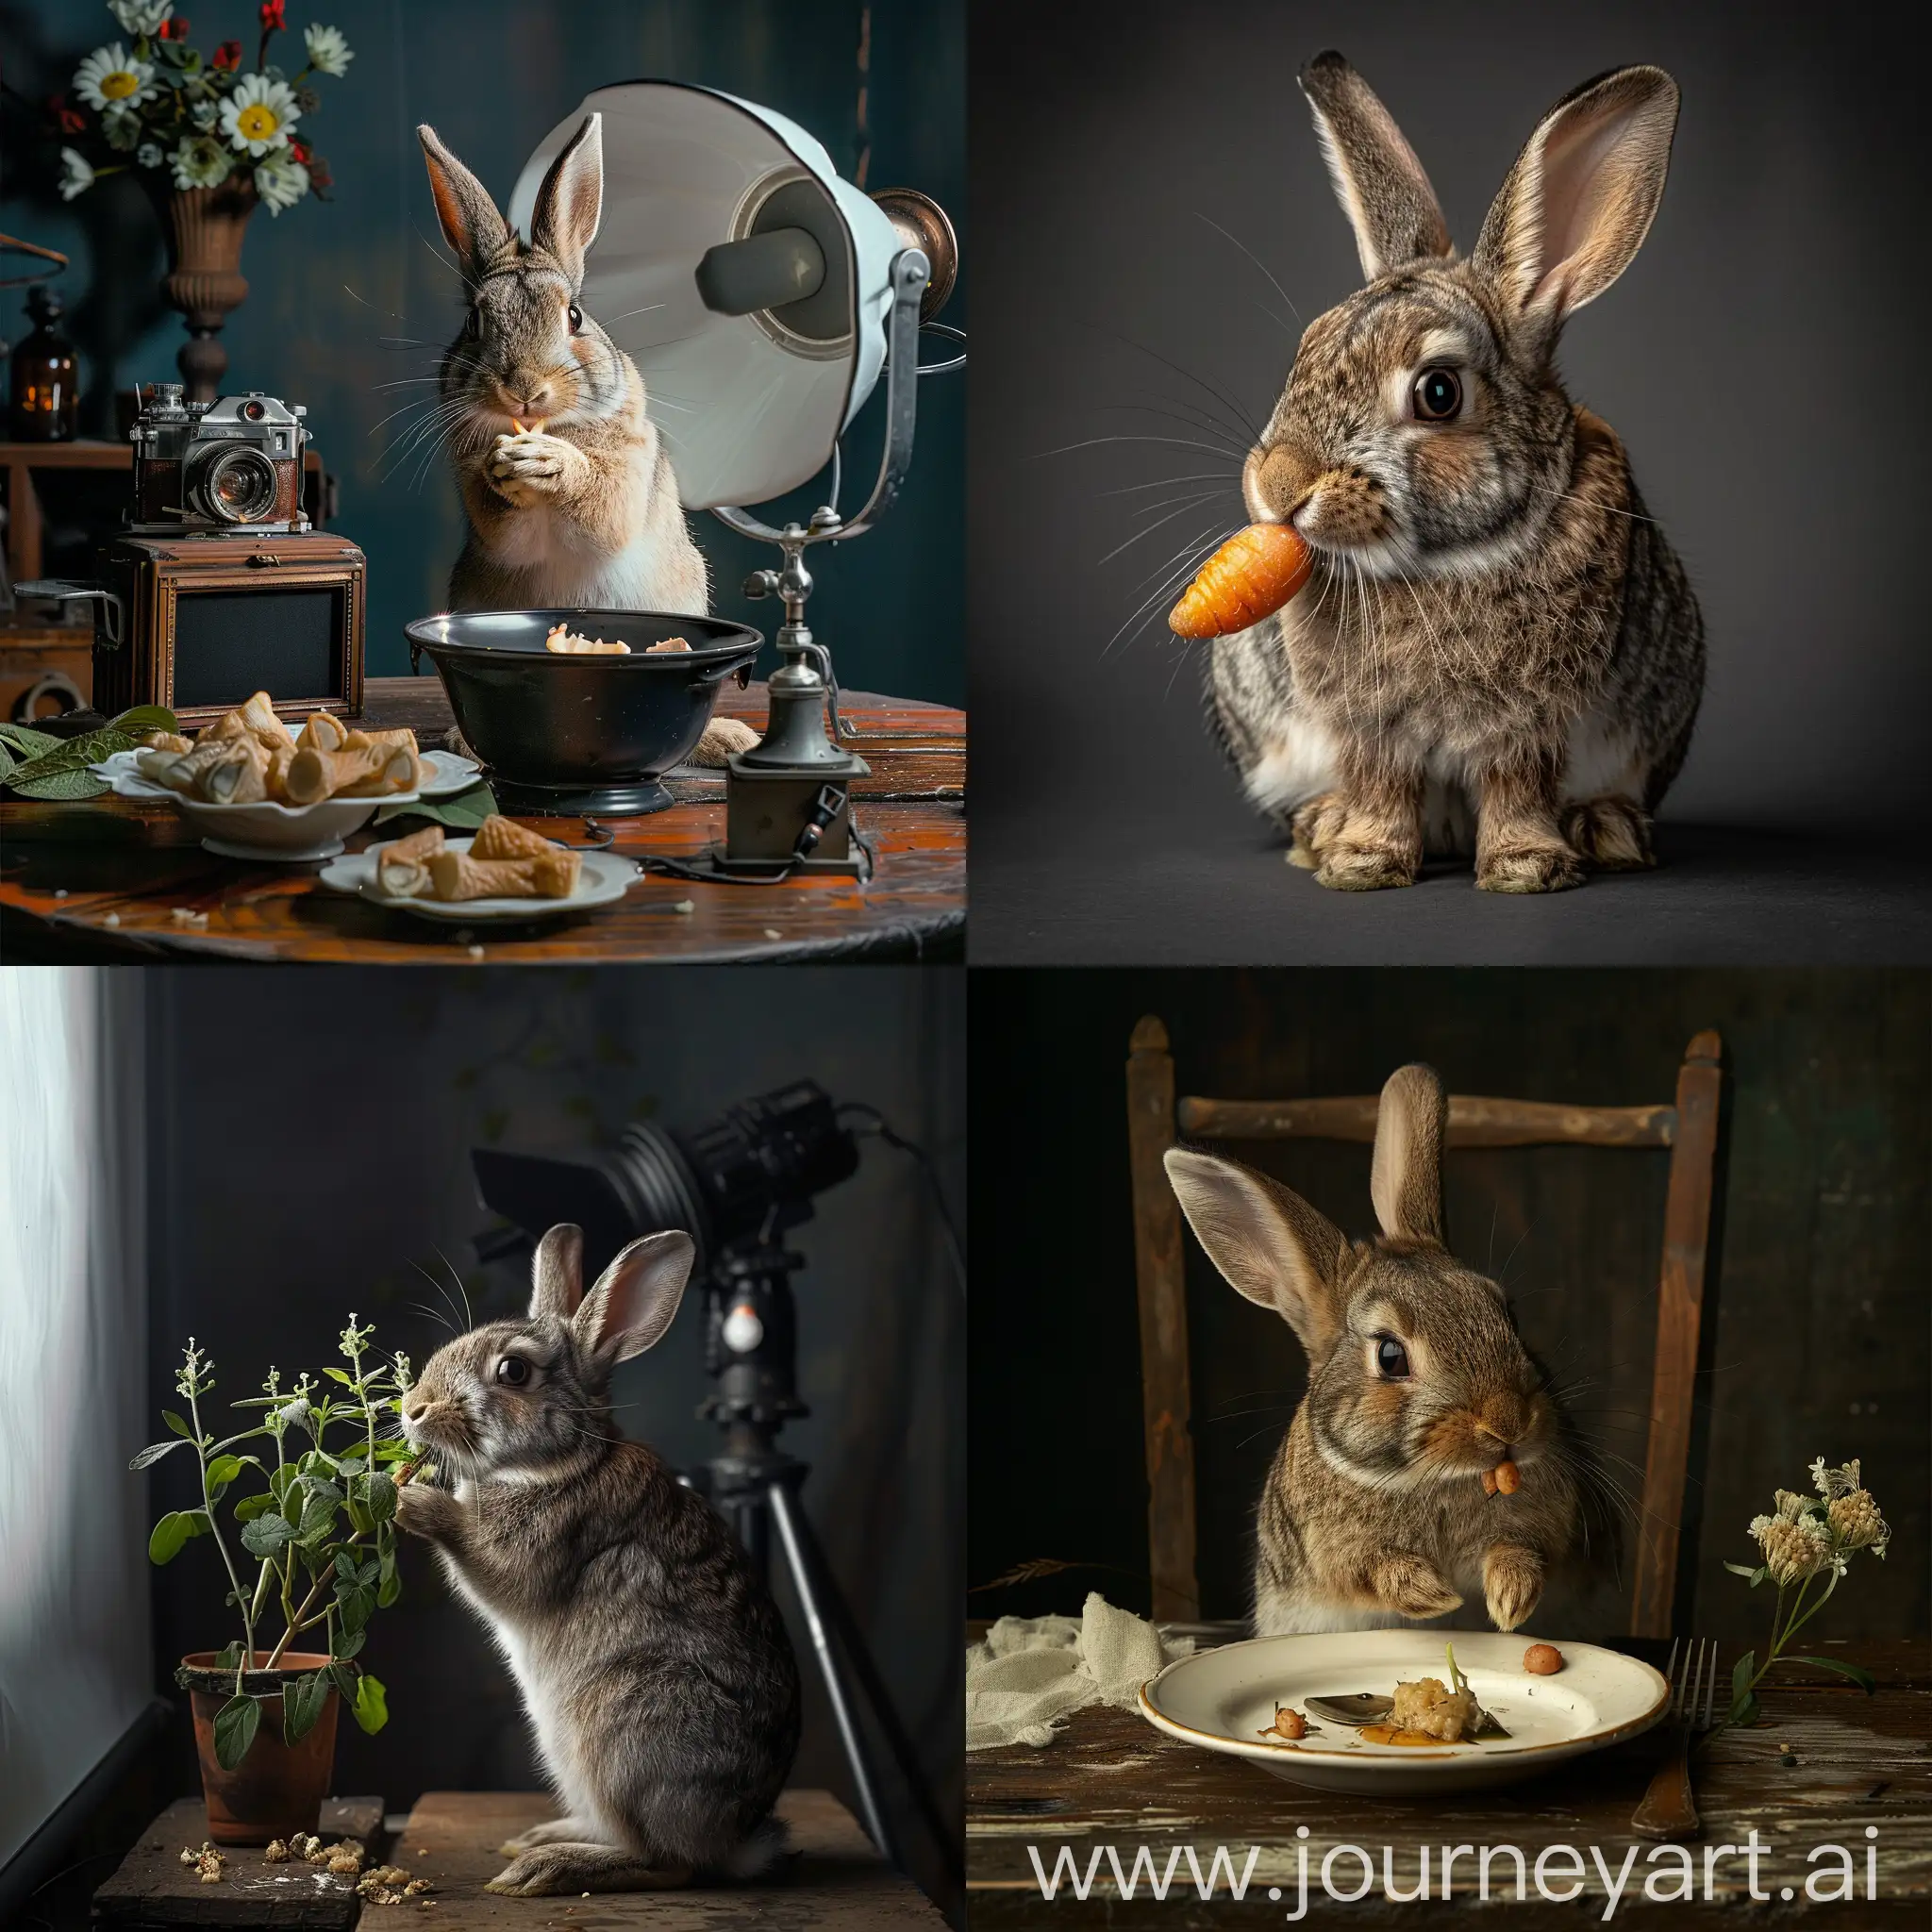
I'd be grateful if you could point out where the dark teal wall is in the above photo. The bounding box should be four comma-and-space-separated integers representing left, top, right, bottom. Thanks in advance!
2, 0, 964, 702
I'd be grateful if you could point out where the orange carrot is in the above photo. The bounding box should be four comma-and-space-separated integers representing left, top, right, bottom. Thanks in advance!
1168, 524, 1313, 638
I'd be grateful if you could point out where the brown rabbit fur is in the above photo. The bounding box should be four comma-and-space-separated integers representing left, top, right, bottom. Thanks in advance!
418, 117, 757, 765
1208, 55, 1703, 891
1165, 1066, 1589, 1635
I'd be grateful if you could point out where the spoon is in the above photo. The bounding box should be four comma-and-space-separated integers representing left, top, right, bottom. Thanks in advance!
1304, 1693, 1395, 1727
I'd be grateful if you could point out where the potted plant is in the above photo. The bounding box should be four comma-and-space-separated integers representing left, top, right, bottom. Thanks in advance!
48, 0, 356, 397
133, 1315, 411, 1844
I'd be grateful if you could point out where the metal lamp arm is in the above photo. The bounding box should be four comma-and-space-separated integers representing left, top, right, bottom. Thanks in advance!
13, 579, 124, 648
711, 245, 930, 549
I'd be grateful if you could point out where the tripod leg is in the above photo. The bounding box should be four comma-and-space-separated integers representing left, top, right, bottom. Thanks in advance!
766, 1480, 899, 1867
768, 1482, 963, 1892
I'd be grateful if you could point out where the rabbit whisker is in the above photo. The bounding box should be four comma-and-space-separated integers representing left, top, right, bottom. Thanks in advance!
1097, 491, 1232, 568
1029, 433, 1244, 466
1193, 210, 1306, 330
1075, 315, 1271, 443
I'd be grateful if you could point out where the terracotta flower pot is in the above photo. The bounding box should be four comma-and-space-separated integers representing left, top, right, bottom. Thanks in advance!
177, 1651, 340, 1846
149, 179, 260, 403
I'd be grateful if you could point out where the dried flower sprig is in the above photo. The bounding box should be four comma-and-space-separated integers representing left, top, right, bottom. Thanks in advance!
1722, 1457, 1889, 1725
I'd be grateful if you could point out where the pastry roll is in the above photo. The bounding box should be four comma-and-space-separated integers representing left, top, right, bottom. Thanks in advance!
469, 814, 558, 862
284, 741, 418, 805
372, 824, 445, 898
426, 847, 582, 901
298, 711, 348, 753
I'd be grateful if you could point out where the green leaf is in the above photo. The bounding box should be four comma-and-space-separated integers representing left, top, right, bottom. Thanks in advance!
212, 1693, 260, 1770
280, 1669, 331, 1745
130, 1437, 192, 1472
351, 1672, 389, 1735
163, 1410, 194, 1440
297, 1492, 339, 1541
270, 1464, 299, 1507
0, 721, 155, 797
0, 721, 59, 758
1790, 1655, 1876, 1694
213, 1641, 244, 1671
364, 1473, 397, 1524
1731, 1690, 1762, 1726
148, 1509, 210, 1563
374, 780, 497, 831
232, 1492, 275, 1523
323, 1368, 355, 1385
334, 1550, 358, 1581
112, 705, 178, 735
336, 1583, 375, 1636
1727, 1649, 1759, 1724
333, 1626, 366, 1660
328, 1661, 360, 1703
1723, 1560, 1768, 1583
241, 1511, 294, 1558
377, 1568, 402, 1609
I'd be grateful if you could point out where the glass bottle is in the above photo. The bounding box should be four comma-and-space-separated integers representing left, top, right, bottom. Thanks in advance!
9, 286, 79, 442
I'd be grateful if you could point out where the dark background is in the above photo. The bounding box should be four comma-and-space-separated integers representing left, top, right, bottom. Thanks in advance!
134, 965, 964, 1918
968, 0, 1932, 961
2, 0, 965, 703
969, 968, 1929, 1645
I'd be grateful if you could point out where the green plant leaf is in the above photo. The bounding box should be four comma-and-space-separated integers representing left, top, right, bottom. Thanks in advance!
270, 1464, 299, 1507
212, 1693, 260, 1770
0, 719, 160, 798
1727, 1649, 1758, 1724
334, 1550, 358, 1581
112, 705, 178, 735
281, 1669, 331, 1745
376, 1568, 402, 1609
333, 1626, 366, 1661
364, 1473, 397, 1524
241, 1512, 295, 1558
232, 1492, 275, 1523
0, 721, 60, 758
1790, 1655, 1876, 1694
148, 1509, 210, 1563
162, 1410, 194, 1440
323, 1368, 355, 1385
214, 1641, 244, 1671
328, 1661, 360, 1703
336, 1583, 375, 1636
351, 1673, 389, 1735
130, 1437, 192, 1472
374, 781, 497, 831
1723, 1560, 1769, 1584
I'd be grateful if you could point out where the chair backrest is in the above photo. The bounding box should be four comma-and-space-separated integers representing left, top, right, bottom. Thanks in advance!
1124, 1018, 1724, 1636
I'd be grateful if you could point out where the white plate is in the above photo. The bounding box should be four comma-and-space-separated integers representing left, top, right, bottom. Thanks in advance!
316, 836, 638, 922
88, 744, 477, 862
1139, 1630, 1669, 1795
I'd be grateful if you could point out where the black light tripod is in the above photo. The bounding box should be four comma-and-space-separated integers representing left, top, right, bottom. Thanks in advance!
688, 1238, 960, 1892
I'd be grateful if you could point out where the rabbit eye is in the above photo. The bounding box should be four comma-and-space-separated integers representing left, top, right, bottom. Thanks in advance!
494, 1356, 531, 1387
567, 303, 583, 334
1374, 1336, 1411, 1380
1411, 368, 1461, 423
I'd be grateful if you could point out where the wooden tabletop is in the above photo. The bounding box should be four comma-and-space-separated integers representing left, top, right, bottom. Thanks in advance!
398, 1789, 945, 1928
967, 1636, 1932, 1925
0, 680, 964, 963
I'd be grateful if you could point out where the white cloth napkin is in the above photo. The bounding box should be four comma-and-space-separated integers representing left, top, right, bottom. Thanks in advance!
965, 1591, 1195, 1751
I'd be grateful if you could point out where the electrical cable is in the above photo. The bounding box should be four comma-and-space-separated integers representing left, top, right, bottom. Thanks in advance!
836, 1101, 965, 1294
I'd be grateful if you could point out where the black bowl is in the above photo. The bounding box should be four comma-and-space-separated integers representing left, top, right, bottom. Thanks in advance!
405, 608, 764, 816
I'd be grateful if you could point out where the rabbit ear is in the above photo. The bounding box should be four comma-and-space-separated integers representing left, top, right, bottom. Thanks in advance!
1370, 1064, 1447, 1246
529, 113, 604, 289
1471, 65, 1679, 361
574, 1230, 694, 1364
528, 1224, 583, 1323
1298, 51, 1452, 281
1164, 1148, 1347, 1357
418, 124, 510, 280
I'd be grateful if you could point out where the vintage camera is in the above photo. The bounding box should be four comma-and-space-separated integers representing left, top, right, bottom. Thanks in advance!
129, 385, 309, 536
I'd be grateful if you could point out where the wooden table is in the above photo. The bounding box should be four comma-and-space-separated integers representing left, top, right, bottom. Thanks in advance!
967, 1637, 1932, 1925
1, 679, 964, 962
92, 1790, 946, 1928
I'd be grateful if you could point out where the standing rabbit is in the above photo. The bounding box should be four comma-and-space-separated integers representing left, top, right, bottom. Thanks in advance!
1206, 55, 1703, 891
396, 1224, 799, 1894
1163, 1065, 1588, 1635
417, 116, 758, 764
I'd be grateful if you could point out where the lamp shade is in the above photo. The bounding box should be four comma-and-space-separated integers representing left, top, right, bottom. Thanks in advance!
509, 81, 904, 512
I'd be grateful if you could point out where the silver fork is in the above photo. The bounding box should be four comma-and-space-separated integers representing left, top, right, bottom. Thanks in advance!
1631, 1637, 1720, 1840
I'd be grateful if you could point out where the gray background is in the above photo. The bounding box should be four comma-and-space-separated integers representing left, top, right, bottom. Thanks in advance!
968, 0, 1932, 961
137, 966, 963, 1918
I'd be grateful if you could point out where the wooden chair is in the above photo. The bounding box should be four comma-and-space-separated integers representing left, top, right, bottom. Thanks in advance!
1124, 1018, 1725, 1636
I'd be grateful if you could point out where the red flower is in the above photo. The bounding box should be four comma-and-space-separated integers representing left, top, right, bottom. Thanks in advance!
159, 15, 190, 38
49, 92, 87, 134
213, 39, 242, 68
289, 139, 310, 163
308, 158, 332, 190
259, 0, 286, 29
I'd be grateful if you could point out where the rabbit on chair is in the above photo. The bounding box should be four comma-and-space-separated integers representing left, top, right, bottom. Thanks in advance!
417, 115, 758, 767
1164, 1065, 1593, 1636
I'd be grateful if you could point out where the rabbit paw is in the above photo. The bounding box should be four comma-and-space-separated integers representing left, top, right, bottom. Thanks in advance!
486, 1846, 692, 1895
1313, 841, 1417, 891
393, 1479, 457, 1541
498, 1818, 598, 1857
1562, 795, 1655, 872
1287, 793, 1348, 872
1373, 1553, 1464, 1621
1474, 841, 1585, 894
488, 430, 578, 504
1483, 1545, 1544, 1632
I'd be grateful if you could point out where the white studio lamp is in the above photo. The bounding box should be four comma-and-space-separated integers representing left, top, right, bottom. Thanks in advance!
510, 82, 961, 879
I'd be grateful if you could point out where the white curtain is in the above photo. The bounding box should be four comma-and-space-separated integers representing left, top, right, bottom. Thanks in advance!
0, 970, 150, 1869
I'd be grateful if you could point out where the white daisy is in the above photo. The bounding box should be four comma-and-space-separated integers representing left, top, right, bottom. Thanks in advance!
74, 42, 158, 114
108, 0, 174, 35
137, 141, 164, 169
253, 151, 311, 215
303, 25, 354, 77
58, 147, 96, 201
171, 134, 232, 191
190, 96, 220, 129
219, 74, 299, 157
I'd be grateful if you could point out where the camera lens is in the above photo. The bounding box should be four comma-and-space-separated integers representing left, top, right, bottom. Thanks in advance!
196, 445, 278, 524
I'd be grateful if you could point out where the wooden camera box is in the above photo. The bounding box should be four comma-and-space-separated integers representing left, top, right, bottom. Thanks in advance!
90, 530, 365, 728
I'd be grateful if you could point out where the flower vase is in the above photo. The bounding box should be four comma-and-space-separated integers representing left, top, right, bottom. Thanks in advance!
154, 179, 260, 404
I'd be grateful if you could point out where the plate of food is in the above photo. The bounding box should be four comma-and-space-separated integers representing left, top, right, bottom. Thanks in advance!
1138, 1630, 1669, 1794
87, 692, 464, 861
317, 815, 636, 922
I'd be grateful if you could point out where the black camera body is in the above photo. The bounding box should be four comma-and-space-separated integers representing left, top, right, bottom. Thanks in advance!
129, 385, 309, 536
